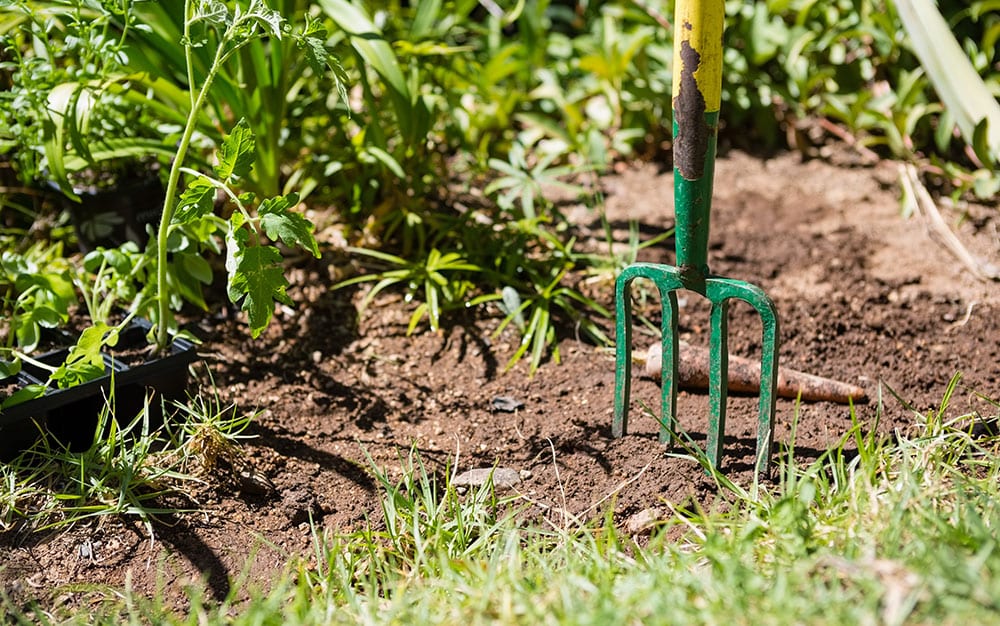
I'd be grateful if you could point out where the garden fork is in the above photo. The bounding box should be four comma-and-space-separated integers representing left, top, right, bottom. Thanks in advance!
612, 0, 780, 475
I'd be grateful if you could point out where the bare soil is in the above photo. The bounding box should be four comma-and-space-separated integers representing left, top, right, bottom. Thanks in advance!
2, 149, 999, 609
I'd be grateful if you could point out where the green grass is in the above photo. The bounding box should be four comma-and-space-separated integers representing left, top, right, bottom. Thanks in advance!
0, 385, 257, 539
5, 376, 999, 625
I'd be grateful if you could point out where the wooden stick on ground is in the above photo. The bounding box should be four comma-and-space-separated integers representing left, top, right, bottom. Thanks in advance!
900, 163, 1000, 282
642, 341, 867, 404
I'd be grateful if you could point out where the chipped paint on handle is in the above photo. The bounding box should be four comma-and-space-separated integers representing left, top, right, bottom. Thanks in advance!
671, 0, 724, 116
671, 0, 725, 279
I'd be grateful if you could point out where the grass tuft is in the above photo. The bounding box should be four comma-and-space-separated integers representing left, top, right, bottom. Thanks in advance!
6, 377, 1000, 624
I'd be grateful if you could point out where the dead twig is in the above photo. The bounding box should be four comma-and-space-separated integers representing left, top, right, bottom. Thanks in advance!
899, 163, 1000, 282
629, 0, 671, 30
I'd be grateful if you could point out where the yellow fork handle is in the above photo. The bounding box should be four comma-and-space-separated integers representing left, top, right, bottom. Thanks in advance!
672, 0, 724, 117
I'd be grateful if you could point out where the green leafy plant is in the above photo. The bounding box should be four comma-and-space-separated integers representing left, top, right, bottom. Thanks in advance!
140, 0, 323, 350
0, 0, 149, 195
486, 141, 589, 220
0, 379, 267, 537
490, 231, 611, 374
101, 0, 347, 200
0, 242, 74, 355
335, 246, 483, 334
719, 0, 1000, 198
10, 378, 1000, 624
74, 243, 142, 326
3, 0, 334, 342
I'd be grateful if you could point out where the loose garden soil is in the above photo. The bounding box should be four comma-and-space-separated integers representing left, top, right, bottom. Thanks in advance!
2, 149, 998, 610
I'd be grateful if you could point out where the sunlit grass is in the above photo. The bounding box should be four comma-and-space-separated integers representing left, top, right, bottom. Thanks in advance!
6, 375, 999, 625
0, 385, 260, 538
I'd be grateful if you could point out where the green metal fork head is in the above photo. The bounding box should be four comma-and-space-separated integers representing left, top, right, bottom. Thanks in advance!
611, 0, 780, 476
612, 266, 780, 476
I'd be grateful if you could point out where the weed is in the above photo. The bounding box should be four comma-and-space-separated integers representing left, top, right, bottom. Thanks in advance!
163, 388, 263, 488
0, 382, 266, 539
0, 389, 194, 538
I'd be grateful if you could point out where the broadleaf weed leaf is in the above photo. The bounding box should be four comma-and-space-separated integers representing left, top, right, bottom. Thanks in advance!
49, 323, 112, 388
30, 305, 63, 329
14, 321, 39, 353
259, 194, 320, 257
215, 118, 256, 182
0, 358, 21, 379
1, 383, 45, 409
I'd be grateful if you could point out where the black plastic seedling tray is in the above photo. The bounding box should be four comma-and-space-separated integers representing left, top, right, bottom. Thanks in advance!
0, 320, 198, 459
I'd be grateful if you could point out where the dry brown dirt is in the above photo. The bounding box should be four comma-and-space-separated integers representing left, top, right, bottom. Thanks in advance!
2, 149, 999, 609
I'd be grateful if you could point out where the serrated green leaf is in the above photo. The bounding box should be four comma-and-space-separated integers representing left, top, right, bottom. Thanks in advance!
298, 32, 329, 74
193, 0, 229, 28
49, 324, 112, 388
215, 119, 256, 182
175, 178, 217, 223
243, 0, 283, 39
227, 245, 291, 337
74, 324, 113, 368
259, 194, 320, 257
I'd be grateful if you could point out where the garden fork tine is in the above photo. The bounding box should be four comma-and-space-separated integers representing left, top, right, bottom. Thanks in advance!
612, 0, 780, 476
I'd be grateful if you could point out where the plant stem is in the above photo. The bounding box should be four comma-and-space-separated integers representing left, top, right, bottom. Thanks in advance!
154, 21, 228, 350
184, 0, 197, 114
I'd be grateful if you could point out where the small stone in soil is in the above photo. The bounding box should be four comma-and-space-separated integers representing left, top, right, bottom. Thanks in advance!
624, 507, 664, 535
491, 396, 524, 413
282, 488, 322, 525
452, 467, 522, 490
77, 540, 101, 560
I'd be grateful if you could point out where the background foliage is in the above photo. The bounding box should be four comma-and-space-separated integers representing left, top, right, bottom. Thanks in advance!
0, 0, 997, 370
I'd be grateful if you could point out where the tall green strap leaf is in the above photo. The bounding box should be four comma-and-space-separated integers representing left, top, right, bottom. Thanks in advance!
895, 0, 1000, 163
410, 0, 442, 40
317, 0, 414, 139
